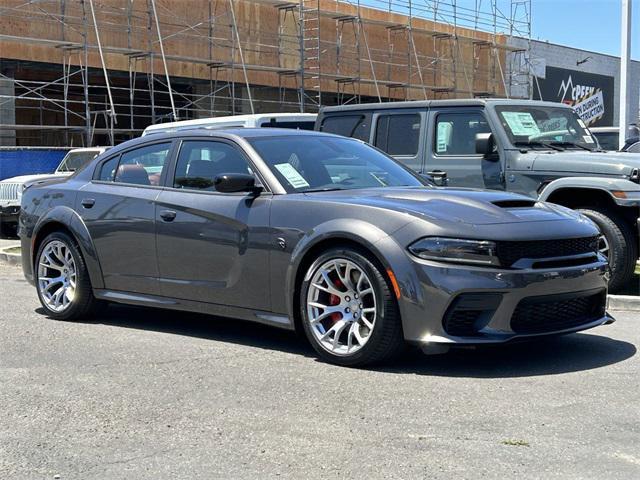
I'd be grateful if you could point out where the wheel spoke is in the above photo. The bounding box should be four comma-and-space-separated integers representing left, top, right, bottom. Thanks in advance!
37, 240, 77, 313
320, 270, 342, 295
306, 257, 377, 356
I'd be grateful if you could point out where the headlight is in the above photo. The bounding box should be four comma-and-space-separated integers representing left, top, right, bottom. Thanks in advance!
408, 237, 500, 266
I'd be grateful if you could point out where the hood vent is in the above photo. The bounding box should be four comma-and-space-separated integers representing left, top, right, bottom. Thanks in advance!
492, 199, 536, 209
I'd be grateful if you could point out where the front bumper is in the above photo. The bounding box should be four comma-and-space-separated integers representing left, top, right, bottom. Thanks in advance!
0, 204, 20, 234
399, 256, 611, 346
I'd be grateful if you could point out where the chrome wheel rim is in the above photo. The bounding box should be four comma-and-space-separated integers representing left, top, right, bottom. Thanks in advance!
598, 234, 610, 259
306, 258, 377, 356
37, 240, 77, 313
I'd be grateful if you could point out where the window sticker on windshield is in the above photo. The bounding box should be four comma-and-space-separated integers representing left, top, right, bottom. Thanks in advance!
274, 163, 310, 189
577, 118, 587, 129
501, 112, 541, 137
583, 135, 594, 144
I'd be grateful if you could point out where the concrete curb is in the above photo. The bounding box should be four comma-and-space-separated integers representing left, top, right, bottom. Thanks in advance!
0, 247, 20, 266
609, 295, 640, 311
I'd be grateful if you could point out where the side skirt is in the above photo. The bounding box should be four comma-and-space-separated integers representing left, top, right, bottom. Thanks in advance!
93, 289, 294, 331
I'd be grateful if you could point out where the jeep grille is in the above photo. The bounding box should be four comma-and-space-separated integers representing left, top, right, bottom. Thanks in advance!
0, 182, 21, 202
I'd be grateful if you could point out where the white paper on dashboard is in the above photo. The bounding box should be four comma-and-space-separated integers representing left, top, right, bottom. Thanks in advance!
274, 163, 310, 188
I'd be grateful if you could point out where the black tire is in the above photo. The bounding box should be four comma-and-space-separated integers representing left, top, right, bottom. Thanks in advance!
300, 246, 404, 367
579, 208, 638, 293
35, 231, 104, 321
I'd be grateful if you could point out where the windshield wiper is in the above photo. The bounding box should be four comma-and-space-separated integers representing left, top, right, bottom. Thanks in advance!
547, 141, 594, 152
302, 186, 349, 193
514, 140, 564, 151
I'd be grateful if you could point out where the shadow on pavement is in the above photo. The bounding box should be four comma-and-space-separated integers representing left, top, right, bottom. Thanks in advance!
39, 304, 636, 378
378, 332, 636, 378
39, 304, 314, 359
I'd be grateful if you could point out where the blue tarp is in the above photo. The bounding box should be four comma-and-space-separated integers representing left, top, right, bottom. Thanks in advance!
0, 149, 70, 181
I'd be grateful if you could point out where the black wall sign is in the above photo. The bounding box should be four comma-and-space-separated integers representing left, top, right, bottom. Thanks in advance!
534, 66, 615, 127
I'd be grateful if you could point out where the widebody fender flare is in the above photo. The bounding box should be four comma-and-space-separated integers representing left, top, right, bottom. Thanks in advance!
32, 206, 104, 289
537, 176, 640, 207
284, 218, 422, 333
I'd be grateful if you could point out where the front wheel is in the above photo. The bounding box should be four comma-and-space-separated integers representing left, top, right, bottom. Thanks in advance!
300, 247, 404, 367
35, 231, 104, 321
578, 208, 637, 293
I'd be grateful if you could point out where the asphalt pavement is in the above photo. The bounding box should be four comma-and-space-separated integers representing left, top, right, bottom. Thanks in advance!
1, 262, 639, 479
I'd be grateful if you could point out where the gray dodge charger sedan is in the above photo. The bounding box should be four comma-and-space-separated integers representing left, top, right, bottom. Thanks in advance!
19, 129, 613, 366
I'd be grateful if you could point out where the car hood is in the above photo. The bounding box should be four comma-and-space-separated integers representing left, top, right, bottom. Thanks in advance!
531, 150, 640, 175
303, 187, 585, 226
0, 172, 70, 186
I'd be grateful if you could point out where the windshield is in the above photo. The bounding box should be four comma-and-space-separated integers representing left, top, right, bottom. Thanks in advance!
247, 135, 427, 193
57, 151, 100, 172
495, 105, 597, 151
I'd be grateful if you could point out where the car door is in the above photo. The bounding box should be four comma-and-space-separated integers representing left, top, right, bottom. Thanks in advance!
155, 138, 271, 310
371, 111, 425, 173
426, 109, 504, 189
77, 140, 174, 295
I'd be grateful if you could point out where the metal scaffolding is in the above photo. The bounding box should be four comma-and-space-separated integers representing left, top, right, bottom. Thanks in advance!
0, 0, 532, 146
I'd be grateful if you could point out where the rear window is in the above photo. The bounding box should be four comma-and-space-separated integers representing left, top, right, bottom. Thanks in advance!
260, 120, 315, 130
319, 115, 370, 141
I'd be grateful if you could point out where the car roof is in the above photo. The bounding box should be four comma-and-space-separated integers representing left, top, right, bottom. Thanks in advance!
142, 113, 318, 135
319, 98, 573, 113
67, 147, 108, 153
102, 128, 342, 156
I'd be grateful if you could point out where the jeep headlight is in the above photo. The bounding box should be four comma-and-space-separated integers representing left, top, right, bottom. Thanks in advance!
408, 237, 500, 266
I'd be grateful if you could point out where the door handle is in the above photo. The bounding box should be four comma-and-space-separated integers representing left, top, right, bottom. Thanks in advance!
426, 170, 449, 186
159, 210, 177, 222
81, 198, 95, 208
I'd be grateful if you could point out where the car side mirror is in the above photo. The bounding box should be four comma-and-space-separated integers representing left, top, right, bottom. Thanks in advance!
214, 173, 262, 194
475, 133, 498, 160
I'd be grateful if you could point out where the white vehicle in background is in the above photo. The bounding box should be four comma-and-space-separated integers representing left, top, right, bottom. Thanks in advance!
142, 113, 317, 136
0, 147, 107, 237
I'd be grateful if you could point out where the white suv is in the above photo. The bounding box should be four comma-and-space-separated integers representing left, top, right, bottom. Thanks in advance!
0, 147, 107, 237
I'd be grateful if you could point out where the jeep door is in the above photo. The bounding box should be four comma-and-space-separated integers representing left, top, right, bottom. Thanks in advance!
425, 108, 504, 189
155, 138, 271, 310
77, 141, 174, 295
370, 110, 426, 173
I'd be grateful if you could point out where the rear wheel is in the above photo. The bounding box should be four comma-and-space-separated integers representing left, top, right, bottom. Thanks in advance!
35, 231, 104, 320
578, 208, 637, 292
300, 247, 404, 367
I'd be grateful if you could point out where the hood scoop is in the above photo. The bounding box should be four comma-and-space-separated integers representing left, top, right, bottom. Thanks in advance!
492, 199, 536, 208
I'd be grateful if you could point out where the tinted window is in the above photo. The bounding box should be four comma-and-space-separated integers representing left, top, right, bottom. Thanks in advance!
174, 141, 252, 191
98, 156, 119, 181
374, 114, 420, 156
434, 112, 490, 155
320, 115, 369, 141
248, 135, 425, 193
115, 142, 171, 186
261, 121, 315, 130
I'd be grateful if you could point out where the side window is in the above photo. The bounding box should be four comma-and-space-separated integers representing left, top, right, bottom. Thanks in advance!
115, 142, 171, 186
374, 114, 420, 156
97, 156, 119, 181
434, 112, 491, 156
320, 115, 369, 141
173, 141, 253, 191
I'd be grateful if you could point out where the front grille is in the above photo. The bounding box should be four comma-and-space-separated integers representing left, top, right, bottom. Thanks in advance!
511, 290, 606, 334
0, 182, 21, 202
496, 236, 599, 267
